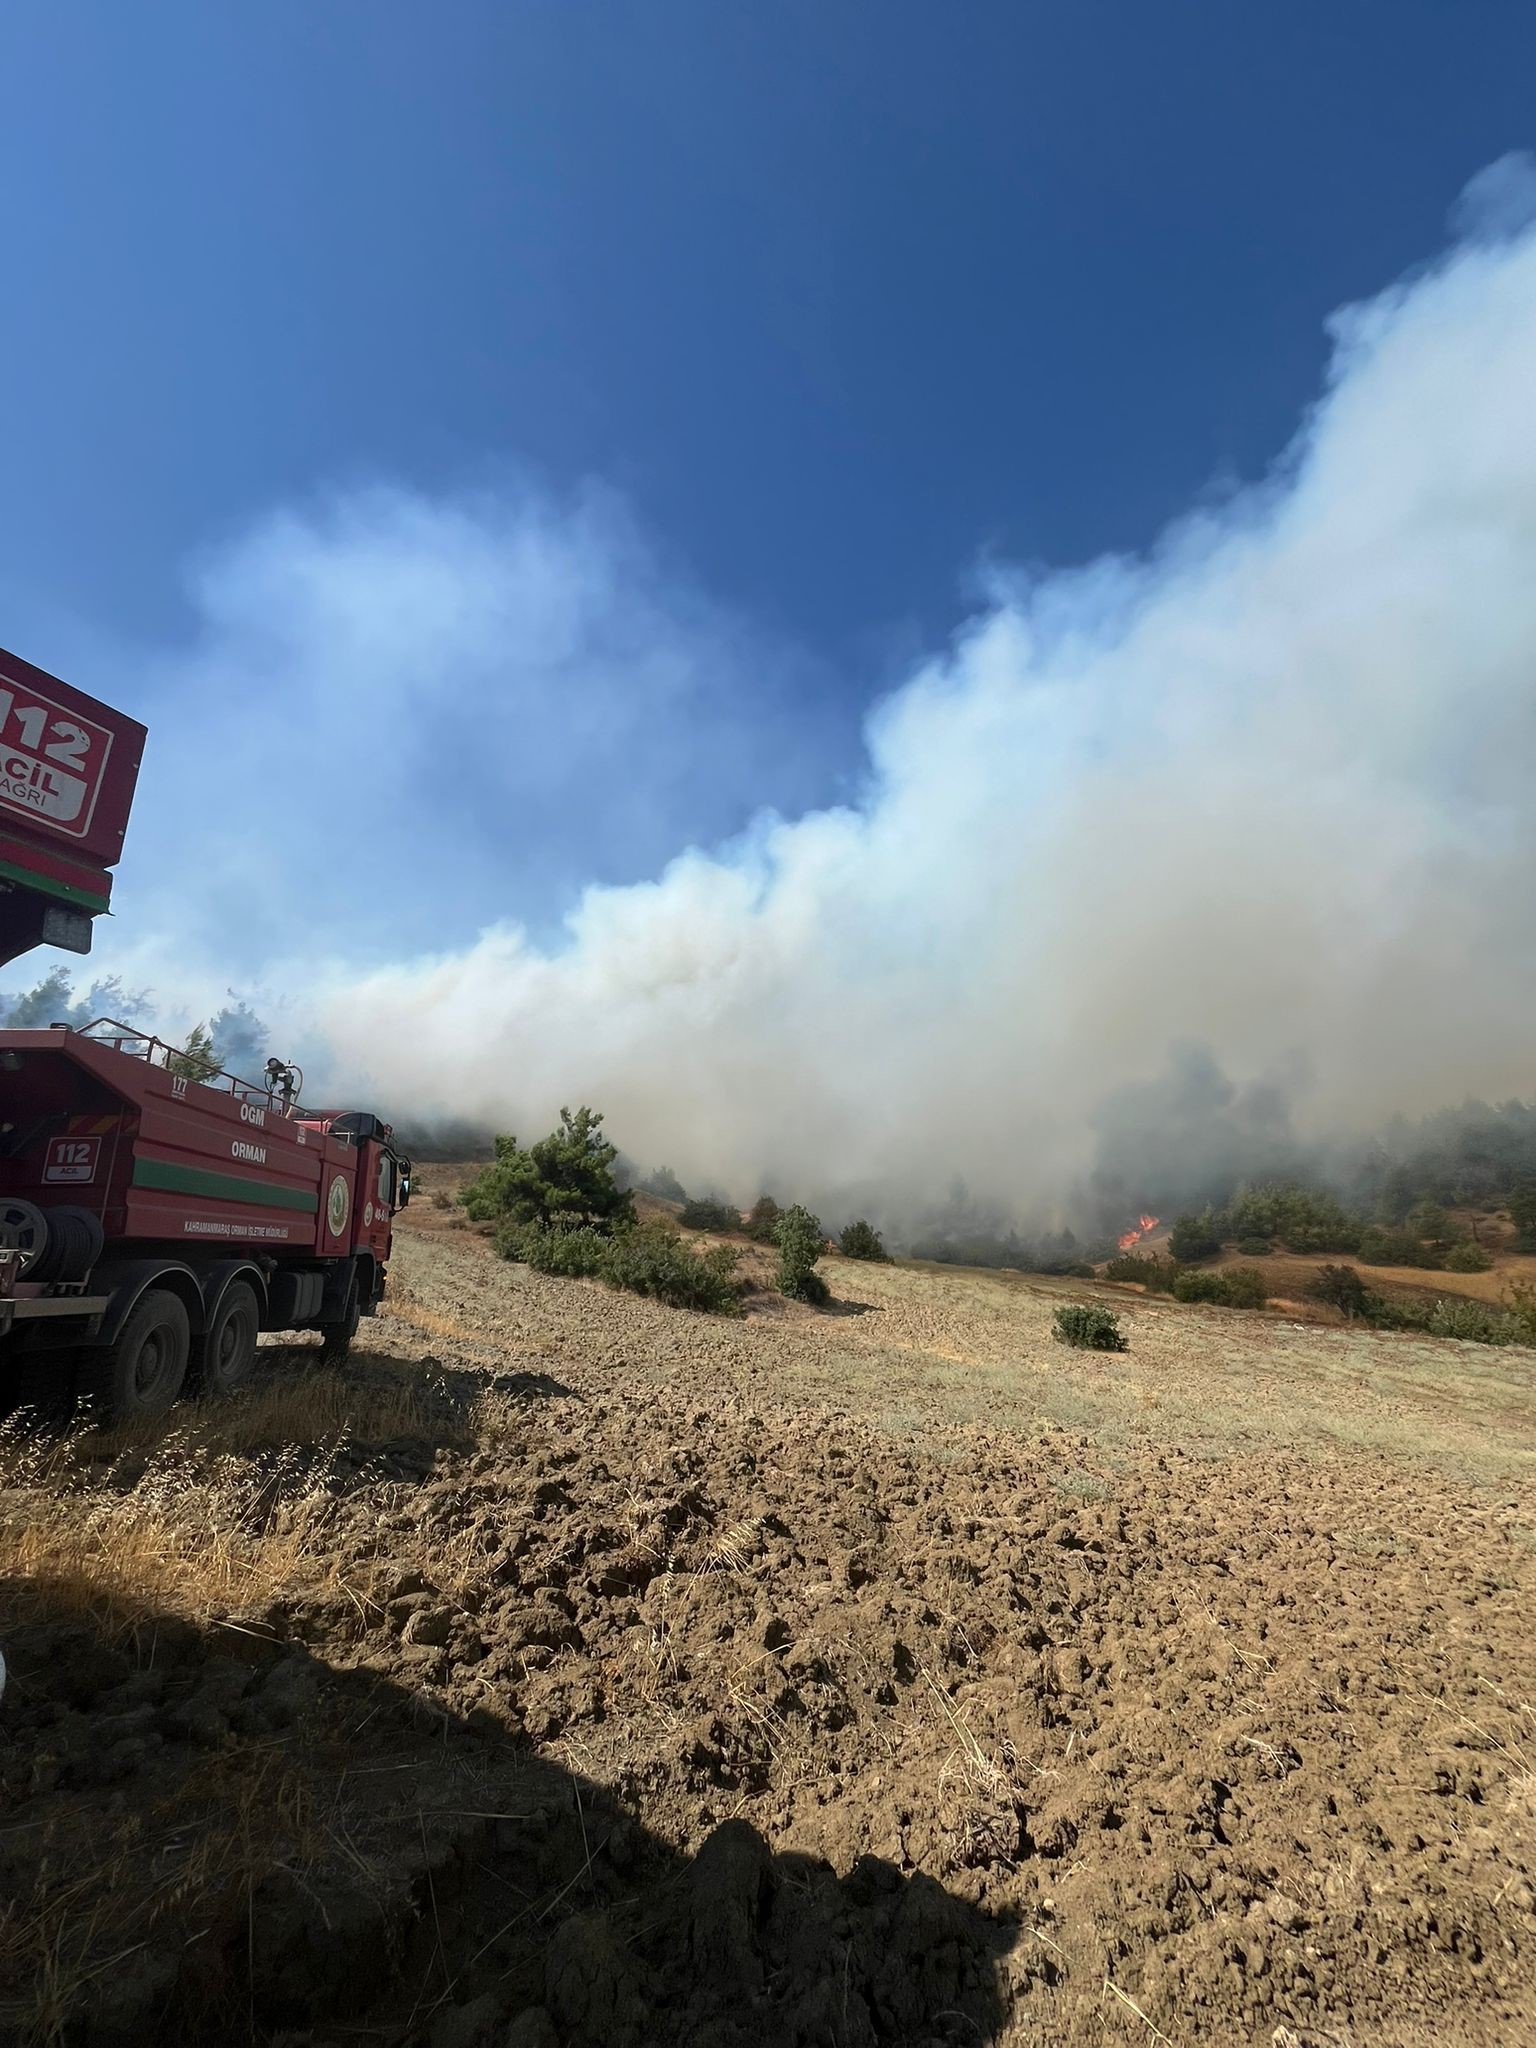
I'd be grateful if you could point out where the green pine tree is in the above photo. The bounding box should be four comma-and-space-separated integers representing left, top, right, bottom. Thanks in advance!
166, 1022, 221, 1083
462, 1107, 636, 1234
775, 1203, 829, 1304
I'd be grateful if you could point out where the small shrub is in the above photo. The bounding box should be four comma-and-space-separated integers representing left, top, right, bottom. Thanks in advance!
838, 1219, 892, 1262
1170, 1268, 1227, 1305
495, 1220, 610, 1276
1053, 1304, 1127, 1352
1235, 1236, 1272, 1257
775, 1204, 830, 1304
1407, 1200, 1462, 1253
1103, 1252, 1178, 1292
431, 1190, 453, 1211
1363, 1291, 1531, 1344
1425, 1297, 1517, 1345
1170, 1267, 1267, 1309
1358, 1227, 1441, 1269
1443, 1240, 1493, 1273
744, 1194, 783, 1243
1168, 1210, 1223, 1263
679, 1197, 742, 1232
601, 1222, 744, 1314
1310, 1264, 1377, 1319
496, 1217, 743, 1313
1504, 1283, 1536, 1346
1221, 1266, 1269, 1308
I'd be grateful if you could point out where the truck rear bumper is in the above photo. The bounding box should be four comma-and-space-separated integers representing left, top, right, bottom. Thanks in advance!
0, 1295, 110, 1338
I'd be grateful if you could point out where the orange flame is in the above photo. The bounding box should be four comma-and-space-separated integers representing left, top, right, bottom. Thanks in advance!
1116, 1214, 1161, 1252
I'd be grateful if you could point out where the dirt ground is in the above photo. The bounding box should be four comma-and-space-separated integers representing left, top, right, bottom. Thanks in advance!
3, 1173, 1535, 2046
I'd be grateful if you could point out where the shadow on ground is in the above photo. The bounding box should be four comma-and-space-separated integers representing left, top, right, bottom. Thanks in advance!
1, 1580, 1019, 2046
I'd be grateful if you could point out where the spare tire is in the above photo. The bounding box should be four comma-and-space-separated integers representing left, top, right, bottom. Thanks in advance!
34, 1206, 104, 1283
0, 1199, 48, 1276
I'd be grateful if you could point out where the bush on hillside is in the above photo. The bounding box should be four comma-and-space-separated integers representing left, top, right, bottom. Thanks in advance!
496, 1216, 743, 1314
1357, 1226, 1441, 1269
638, 1165, 688, 1203
1220, 1266, 1269, 1308
775, 1204, 830, 1304
1170, 1266, 1268, 1309
1235, 1236, 1272, 1257
1424, 1297, 1519, 1345
1102, 1252, 1177, 1292
1406, 1199, 1464, 1254
462, 1108, 635, 1234
495, 1220, 611, 1277
1366, 1295, 1433, 1333
1168, 1210, 1223, 1263
1226, 1183, 1361, 1254
1053, 1304, 1127, 1352
1359, 1290, 1536, 1345
1310, 1264, 1377, 1320
744, 1194, 783, 1244
602, 1222, 744, 1314
1505, 1284, 1536, 1346
679, 1197, 742, 1233
1508, 1182, 1536, 1251
1443, 1240, 1493, 1273
838, 1218, 892, 1262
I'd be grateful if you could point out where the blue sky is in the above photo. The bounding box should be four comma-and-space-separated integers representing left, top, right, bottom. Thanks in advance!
1, 2, 1533, 973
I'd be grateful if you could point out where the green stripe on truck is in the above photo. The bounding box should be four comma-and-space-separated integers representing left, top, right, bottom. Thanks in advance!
132, 1157, 320, 1212
0, 856, 112, 912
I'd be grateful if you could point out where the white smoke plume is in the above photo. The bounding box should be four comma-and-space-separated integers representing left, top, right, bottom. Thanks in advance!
110, 163, 1536, 1223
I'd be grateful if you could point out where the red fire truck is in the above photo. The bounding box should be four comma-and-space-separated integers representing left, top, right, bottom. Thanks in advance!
0, 650, 411, 1419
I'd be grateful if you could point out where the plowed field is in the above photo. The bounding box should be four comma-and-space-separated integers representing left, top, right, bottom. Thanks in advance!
3, 1179, 1534, 2046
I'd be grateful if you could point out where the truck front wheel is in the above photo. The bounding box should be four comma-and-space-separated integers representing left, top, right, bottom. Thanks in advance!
195, 1280, 260, 1398
81, 1289, 191, 1423
318, 1277, 360, 1365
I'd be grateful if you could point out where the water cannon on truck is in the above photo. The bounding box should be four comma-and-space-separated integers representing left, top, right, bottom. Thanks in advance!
0, 647, 412, 1420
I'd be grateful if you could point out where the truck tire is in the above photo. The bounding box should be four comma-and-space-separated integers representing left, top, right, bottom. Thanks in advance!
318, 1277, 360, 1365
194, 1280, 260, 1398
80, 1289, 190, 1423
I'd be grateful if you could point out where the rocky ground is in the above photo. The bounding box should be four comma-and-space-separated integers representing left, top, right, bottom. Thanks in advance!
2, 1185, 1535, 2045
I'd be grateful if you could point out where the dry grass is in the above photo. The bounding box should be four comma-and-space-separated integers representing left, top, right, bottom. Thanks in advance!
0, 1362, 473, 1638
0, 1439, 342, 1636
0, 1368, 460, 2043
0, 1715, 356, 2046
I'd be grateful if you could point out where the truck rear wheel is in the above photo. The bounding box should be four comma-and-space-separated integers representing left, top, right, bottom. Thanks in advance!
195, 1280, 260, 1398
81, 1289, 190, 1423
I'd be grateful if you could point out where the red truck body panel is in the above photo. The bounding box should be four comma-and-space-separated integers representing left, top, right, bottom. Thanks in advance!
0, 645, 147, 958
0, 1028, 395, 1268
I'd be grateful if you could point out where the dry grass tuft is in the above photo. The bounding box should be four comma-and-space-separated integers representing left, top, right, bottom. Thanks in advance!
0, 1728, 355, 2046
0, 1362, 472, 1638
